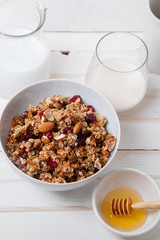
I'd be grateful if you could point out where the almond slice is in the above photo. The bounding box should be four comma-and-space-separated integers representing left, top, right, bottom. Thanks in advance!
73, 121, 82, 134
33, 139, 41, 148
41, 136, 50, 144
54, 134, 66, 141
38, 122, 55, 133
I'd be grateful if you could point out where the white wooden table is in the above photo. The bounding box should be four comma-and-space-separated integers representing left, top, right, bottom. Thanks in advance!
0, 0, 160, 239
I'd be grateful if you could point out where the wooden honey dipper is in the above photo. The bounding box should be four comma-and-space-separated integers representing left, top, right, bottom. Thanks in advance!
111, 198, 160, 216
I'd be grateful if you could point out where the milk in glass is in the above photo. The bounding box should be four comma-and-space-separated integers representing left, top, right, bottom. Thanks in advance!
86, 59, 146, 112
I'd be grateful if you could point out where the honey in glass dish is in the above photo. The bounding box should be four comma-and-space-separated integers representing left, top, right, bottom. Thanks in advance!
101, 187, 148, 232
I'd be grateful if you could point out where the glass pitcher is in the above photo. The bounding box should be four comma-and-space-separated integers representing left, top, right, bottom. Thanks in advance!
0, 0, 51, 98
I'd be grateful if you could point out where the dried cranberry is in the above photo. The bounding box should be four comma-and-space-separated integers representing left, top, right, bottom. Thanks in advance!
63, 127, 72, 134
21, 132, 33, 140
32, 134, 37, 139
87, 105, 94, 111
57, 101, 64, 109
38, 133, 43, 139
70, 95, 82, 103
19, 147, 26, 153
44, 131, 53, 141
49, 158, 58, 168
87, 114, 96, 123
33, 173, 40, 179
39, 110, 44, 119
20, 133, 25, 140
77, 135, 86, 146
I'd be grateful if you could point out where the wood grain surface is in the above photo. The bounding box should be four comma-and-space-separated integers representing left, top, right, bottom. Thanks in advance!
0, 1, 160, 239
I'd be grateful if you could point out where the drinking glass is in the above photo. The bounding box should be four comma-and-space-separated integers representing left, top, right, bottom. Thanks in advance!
85, 32, 148, 112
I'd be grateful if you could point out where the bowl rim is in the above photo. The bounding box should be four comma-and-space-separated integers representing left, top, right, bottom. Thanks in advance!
0, 78, 120, 187
92, 168, 160, 237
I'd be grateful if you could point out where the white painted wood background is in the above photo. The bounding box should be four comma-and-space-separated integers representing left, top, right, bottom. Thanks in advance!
1, 0, 160, 240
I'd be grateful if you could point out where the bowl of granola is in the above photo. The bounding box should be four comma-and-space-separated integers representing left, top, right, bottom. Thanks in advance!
0, 79, 120, 191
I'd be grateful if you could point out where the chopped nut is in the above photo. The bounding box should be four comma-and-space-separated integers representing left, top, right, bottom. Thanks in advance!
73, 121, 82, 134
41, 115, 48, 123
12, 115, 24, 125
41, 136, 50, 144
28, 112, 33, 119
28, 160, 39, 168
54, 134, 66, 140
44, 111, 54, 121
53, 102, 61, 110
38, 122, 55, 133
33, 139, 41, 149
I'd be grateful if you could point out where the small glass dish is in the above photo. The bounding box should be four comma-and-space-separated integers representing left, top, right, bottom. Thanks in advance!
92, 168, 160, 237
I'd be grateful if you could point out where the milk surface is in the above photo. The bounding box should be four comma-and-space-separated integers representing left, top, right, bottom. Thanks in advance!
86, 59, 146, 112
0, 28, 50, 98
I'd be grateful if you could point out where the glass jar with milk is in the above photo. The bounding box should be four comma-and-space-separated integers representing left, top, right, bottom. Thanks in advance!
86, 32, 148, 112
0, 0, 51, 98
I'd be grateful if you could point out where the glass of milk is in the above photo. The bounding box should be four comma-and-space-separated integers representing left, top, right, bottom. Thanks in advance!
85, 32, 148, 112
0, 0, 51, 98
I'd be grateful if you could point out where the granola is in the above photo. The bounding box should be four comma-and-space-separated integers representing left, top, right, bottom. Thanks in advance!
6, 94, 116, 183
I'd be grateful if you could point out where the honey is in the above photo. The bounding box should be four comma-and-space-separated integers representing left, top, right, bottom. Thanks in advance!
101, 187, 148, 232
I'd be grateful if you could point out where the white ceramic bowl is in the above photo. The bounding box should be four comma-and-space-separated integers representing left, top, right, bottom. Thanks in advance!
0, 79, 120, 191
92, 168, 160, 237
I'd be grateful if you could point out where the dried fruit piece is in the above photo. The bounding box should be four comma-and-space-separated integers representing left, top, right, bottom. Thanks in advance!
33, 139, 41, 149
87, 114, 96, 123
70, 95, 82, 103
13, 115, 24, 125
63, 127, 72, 134
87, 105, 94, 111
49, 158, 58, 168
38, 132, 43, 139
39, 111, 44, 119
77, 135, 86, 146
41, 136, 50, 144
73, 121, 82, 134
54, 134, 66, 141
19, 147, 26, 153
44, 131, 53, 141
38, 122, 55, 133
21, 132, 34, 140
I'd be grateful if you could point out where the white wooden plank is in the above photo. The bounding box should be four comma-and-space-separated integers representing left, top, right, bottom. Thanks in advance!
41, 0, 147, 32
50, 51, 91, 74
119, 121, 160, 150
0, 179, 160, 213
45, 32, 143, 51
0, 151, 160, 212
0, 211, 160, 240
45, 32, 113, 51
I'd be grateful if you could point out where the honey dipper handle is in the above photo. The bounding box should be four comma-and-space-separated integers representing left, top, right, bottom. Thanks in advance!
131, 201, 160, 210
